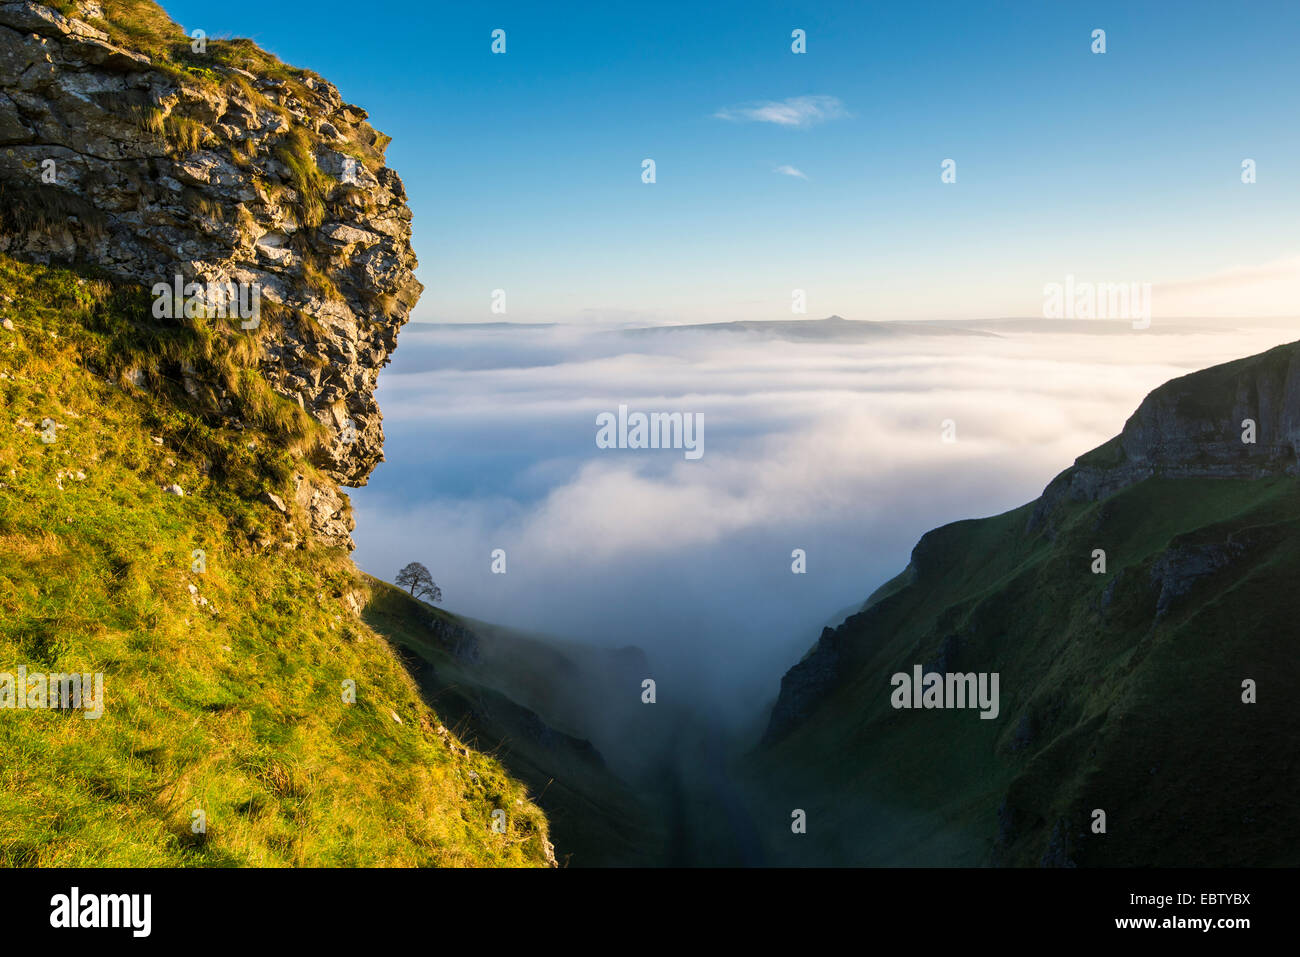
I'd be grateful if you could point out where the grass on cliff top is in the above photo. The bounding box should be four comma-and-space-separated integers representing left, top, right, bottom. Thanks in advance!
50, 0, 316, 86
0, 254, 552, 866
48, 1, 390, 168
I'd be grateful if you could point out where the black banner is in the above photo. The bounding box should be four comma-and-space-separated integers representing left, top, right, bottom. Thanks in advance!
1, 867, 1280, 944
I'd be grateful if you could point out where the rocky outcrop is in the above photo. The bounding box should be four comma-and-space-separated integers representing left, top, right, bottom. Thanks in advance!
1150, 542, 1238, 619
425, 613, 482, 665
766, 340, 1300, 746
1149, 531, 1260, 620
1030, 341, 1300, 531
0, 1, 422, 545
762, 626, 844, 744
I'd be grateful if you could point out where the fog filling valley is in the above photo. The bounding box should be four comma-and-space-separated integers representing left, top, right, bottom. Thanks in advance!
350, 316, 1299, 778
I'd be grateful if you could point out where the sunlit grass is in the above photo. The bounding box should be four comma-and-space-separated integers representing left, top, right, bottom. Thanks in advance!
0, 254, 551, 866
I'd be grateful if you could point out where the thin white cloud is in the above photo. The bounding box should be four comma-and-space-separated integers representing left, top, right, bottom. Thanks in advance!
774, 165, 808, 180
713, 95, 847, 128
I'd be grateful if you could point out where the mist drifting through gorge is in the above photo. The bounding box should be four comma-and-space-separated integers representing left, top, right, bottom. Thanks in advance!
349, 315, 1300, 743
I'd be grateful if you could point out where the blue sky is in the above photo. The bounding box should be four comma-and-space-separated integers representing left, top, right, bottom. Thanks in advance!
164, 0, 1300, 322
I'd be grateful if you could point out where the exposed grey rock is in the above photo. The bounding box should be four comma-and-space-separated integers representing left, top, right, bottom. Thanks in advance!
762, 626, 844, 744
423, 613, 481, 664
1150, 536, 1250, 620
341, 589, 365, 618
0, 3, 422, 546
1030, 341, 1300, 532
292, 471, 353, 550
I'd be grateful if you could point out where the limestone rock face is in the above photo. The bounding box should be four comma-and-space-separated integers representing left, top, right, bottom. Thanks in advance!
761, 626, 844, 744
1030, 340, 1300, 532
0, 2, 423, 534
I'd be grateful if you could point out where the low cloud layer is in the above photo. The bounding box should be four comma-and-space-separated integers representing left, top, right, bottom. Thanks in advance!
352, 318, 1298, 727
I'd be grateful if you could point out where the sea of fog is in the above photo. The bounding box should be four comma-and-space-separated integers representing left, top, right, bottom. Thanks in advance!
349, 316, 1299, 727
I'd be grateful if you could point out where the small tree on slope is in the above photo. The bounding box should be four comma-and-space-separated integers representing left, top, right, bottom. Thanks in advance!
395, 562, 442, 603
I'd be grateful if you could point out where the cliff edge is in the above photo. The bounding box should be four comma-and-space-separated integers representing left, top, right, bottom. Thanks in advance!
754, 340, 1300, 866
0, 0, 421, 545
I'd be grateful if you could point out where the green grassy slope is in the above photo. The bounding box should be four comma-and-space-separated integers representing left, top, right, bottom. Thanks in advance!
0, 254, 553, 866
362, 579, 664, 866
751, 458, 1300, 866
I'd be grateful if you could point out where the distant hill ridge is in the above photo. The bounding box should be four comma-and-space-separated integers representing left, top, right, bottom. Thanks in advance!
621, 314, 1000, 340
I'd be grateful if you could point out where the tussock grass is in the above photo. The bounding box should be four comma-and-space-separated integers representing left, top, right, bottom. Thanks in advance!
61, 0, 387, 163
299, 256, 341, 302
162, 114, 205, 154
274, 130, 330, 230
0, 183, 107, 239
228, 136, 258, 169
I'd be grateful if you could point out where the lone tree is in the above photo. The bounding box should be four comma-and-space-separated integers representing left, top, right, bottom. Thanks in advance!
395, 562, 442, 604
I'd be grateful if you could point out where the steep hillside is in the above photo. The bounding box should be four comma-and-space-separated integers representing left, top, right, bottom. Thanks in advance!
362, 579, 663, 867
0, 1, 556, 868
752, 340, 1300, 866
0, 256, 553, 865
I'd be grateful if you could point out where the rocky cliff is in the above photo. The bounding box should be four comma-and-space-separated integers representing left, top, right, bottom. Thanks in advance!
767, 340, 1300, 747
754, 340, 1300, 865
0, 0, 421, 544
761, 625, 843, 744
0, 2, 569, 871
1029, 341, 1300, 531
